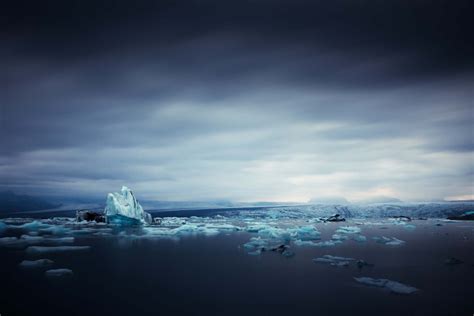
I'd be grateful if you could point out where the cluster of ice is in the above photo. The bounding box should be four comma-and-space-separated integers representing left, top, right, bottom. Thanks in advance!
105, 186, 152, 225
354, 277, 419, 294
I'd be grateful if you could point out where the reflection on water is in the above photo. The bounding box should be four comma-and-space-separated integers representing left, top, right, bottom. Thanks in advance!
0, 211, 473, 316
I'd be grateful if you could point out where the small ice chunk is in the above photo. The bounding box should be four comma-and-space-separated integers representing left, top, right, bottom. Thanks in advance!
290, 225, 321, 241
313, 255, 353, 267
281, 249, 295, 258
354, 277, 418, 294
243, 237, 267, 255
353, 235, 367, 242
373, 236, 405, 246
45, 268, 73, 277
26, 246, 90, 254
19, 259, 54, 268
294, 239, 319, 246
314, 254, 354, 263
19, 221, 52, 231
403, 224, 416, 230
39, 225, 71, 235
331, 234, 349, 241
315, 240, 342, 247
323, 255, 355, 261
336, 226, 361, 234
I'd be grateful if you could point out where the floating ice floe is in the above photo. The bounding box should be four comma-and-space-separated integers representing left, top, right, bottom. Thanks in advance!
335, 226, 361, 234
0, 235, 74, 248
26, 246, 90, 254
403, 224, 416, 230
19, 259, 54, 268
39, 225, 71, 235
373, 236, 405, 246
313, 255, 355, 267
352, 235, 367, 242
242, 237, 295, 257
354, 277, 418, 294
243, 237, 268, 255
104, 186, 152, 225
45, 268, 73, 278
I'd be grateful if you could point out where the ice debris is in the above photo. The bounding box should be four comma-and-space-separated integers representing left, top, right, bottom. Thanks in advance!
19, 259, 54, 268
354, 277, 418, 294
45, 268, 73, 278
104, 186, 152, 225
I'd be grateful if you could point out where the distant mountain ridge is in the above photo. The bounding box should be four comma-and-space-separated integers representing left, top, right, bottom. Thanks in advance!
0, 191, 61, 212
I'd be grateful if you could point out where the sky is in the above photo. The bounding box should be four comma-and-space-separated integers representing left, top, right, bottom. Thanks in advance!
1, 0, 473, 202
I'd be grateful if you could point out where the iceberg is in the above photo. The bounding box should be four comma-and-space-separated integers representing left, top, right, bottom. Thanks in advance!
354, 277, 418, 294
104, 186, 152, 225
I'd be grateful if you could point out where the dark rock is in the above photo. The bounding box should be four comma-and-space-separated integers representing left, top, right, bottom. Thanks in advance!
447, 213, 474, 221
323, 214, 346, 222
271, 244, 289, 253
270, 244, 294, 257
76, 210, 105, 223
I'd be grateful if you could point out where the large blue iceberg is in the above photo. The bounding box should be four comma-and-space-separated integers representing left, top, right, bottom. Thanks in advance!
104, 186, 152, 225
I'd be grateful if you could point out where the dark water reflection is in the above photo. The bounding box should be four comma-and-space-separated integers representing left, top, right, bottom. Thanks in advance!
1, 220, 473, 316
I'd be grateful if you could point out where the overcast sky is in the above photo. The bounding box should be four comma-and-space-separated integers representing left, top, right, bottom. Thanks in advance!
1, 0, 473, 202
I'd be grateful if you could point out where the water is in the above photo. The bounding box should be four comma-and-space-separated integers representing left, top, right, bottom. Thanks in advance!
0, 212, 473, 315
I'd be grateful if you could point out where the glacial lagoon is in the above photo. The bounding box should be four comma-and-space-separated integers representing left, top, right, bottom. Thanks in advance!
1, 204, 474, 316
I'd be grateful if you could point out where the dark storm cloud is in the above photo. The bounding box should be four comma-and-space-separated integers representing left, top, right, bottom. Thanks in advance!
1, 0, 473, 201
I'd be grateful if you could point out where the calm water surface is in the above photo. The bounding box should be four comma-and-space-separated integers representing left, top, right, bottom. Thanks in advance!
1, 219, 473, 316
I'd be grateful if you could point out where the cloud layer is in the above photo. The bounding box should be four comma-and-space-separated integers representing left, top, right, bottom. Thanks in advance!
1, 0, 473, 202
